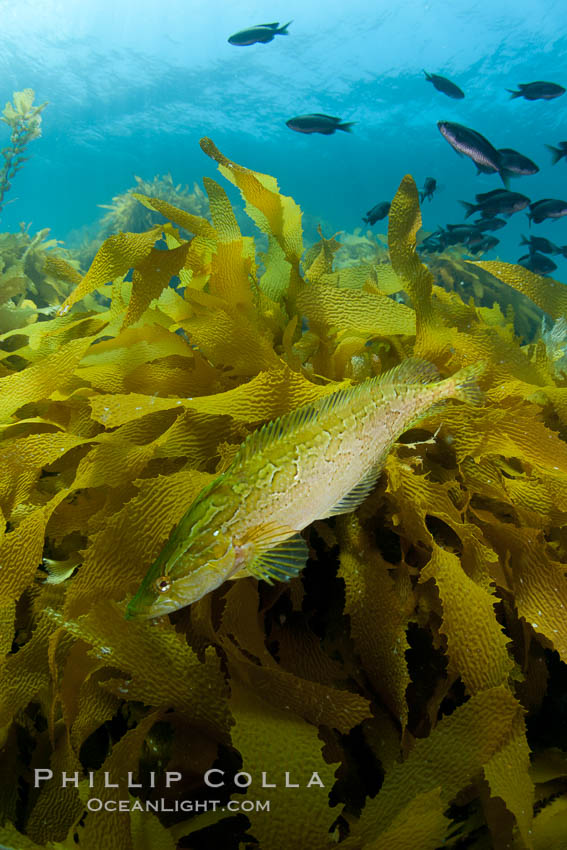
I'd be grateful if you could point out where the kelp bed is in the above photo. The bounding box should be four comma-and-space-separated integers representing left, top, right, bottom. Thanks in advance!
1, 139, 567, 850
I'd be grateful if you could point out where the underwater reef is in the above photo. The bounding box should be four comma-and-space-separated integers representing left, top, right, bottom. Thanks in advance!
0, 138, 567, 850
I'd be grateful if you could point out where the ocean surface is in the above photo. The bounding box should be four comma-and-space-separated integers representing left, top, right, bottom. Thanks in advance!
1, 0, 567, 273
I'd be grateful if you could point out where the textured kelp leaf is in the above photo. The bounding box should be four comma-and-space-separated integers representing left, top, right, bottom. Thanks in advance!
0, 337, 92, 421
0, 506, 49, 601
229, 681, 338, 850
388, 176, 433, 330
89, 366, 345, 427
43, 254, 82, 286
57, 601, 230, 740
0, 823, 70, 849
338, 545, 412, 729
123, 242, 191, 328
130, 807, 176, 850
303, 231, 342, 283
64, 469, 213, 616
0, 431, 86, 514
181, 298, 279, 377
133, 193, 216, 239
26, 727, 84, 844
358, 788, 449, 850
297, 283, 416, 338
348, 687, 522, 843
483, 711, 533, 848
420, 545, 513, 694
228, 651, 371, 733
57, 228, 161, 314
482, 523, 567, 661
75, 710, 160, 850
200, 137, 303, 298
203, 176, 254, 309
473, 261, 567, 321
219, 579, 276, 666
532, 795, 567, 849
0, 615, 53, 745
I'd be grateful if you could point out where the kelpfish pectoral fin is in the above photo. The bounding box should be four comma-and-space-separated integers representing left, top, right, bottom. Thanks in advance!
247, 534, 309, 583
321, 464, 382, 518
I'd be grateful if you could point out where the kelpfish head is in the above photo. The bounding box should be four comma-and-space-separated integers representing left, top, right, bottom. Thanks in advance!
125, 533, 237, 620
125, 484, 238, 620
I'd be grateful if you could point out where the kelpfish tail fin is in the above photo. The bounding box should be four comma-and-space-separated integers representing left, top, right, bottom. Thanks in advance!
247, 533, 308, 583
451, 361, 487, 407
423, 70, 433, 81
507, 89, 522, 99
459, 200, 477, 219
337, 122, 355, 133
499, 171, 511, 189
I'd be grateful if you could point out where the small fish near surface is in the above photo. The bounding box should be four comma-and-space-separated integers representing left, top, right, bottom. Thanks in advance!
518, 252, 558, 275
461, 189, 531, 219
228, 21, 292, 45
126, 359, 485, 618
423, 71, 465, 99
286, 114, 355, 135
363, 201, 390, 225
419, 177, 437, 203
498, 148, 539, 177
528, 198, 567, 224
437, 121, 504, 180
546, 141, 567, 165
508, 81, 565, 101
520, 234, 561, 255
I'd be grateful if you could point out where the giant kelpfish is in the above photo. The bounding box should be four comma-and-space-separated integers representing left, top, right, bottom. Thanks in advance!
126, 358, 484, 619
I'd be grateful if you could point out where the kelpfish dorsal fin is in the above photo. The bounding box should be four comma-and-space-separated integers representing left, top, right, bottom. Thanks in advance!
376, 357, 440, 386
320, 464, 382, 518
247, 533, 309, 583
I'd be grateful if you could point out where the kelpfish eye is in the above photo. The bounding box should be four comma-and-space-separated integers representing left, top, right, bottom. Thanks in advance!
154, 576, 171, 594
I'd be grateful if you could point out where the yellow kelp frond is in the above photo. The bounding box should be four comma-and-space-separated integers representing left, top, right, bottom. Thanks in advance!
2, 140, 567, 849
473, 260, 567, 321
57, 227, 162, 314
388, 176, 434, 328
200, 137, 303, 301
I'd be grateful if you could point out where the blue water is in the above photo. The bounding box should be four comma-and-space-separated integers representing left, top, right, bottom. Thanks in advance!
2, 0, 567, 273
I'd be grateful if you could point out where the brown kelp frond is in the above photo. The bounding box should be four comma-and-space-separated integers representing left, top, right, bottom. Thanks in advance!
0, 148, 566, 849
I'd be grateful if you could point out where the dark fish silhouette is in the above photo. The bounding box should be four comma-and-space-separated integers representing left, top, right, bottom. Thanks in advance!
508, 82, 565, 101
472, 217, 507, 232
362, 202, 390, 225
468, 235, 500, 254
442, 224, 481, 245
286, 114, 354, 135
520, 235, 561, 255
419, 177, 437, 203
460, 189, 530, 218
423, 71, 465, 99
437, 122, 503, 179
498, 148, 539, 177
546, 141, 567, 165
518, 252, 557, 274
228, 21, 292, 45
528, 198, 567, 224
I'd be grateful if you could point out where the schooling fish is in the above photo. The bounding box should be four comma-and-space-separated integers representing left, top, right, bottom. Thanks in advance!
228, 21, 292, 45
546, 141, 567, 165
419, 177, 437, 203
520, 234, 561, 255
518, 252, 557, 274
437, 121, 502, 178
528, 198, 567, 224
126, 359, 484, 618
363, 201, 390, 224
286, 114, 354, 135
460, 189, 530, 218
497, 148, 539, 177
423, 71, 465, 99
508, 82, 565, 101
472, 217, 507, 232
468, 234, 500, 254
